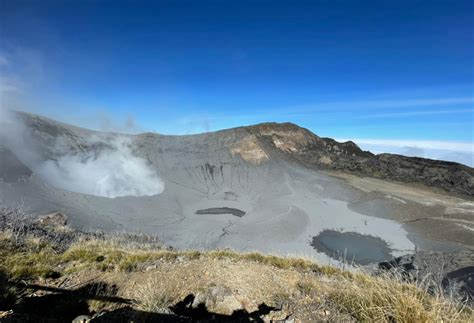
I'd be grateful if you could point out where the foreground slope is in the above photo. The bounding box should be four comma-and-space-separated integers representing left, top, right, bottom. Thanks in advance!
0, 217, 472, 322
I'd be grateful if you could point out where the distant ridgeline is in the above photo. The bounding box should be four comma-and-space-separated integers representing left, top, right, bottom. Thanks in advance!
8, 111, 474, 197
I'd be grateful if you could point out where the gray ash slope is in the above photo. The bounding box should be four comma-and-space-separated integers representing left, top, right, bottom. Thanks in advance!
0, 111, 473, 264
14, 111, 474, 197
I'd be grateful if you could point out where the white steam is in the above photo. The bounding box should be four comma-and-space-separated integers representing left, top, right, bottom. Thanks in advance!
37, 136, 164, 198
0, 109, 164, 198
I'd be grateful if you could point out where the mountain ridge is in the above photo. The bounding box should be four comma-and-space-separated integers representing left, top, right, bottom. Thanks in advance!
1, 110, 473, 268
10, 111, 474, 196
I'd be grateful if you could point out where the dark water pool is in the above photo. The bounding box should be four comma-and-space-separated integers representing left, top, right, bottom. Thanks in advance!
310, 230, 392, 265
195, 207, 246, 217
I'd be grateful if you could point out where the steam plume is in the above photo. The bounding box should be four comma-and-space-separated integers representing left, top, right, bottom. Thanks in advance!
0, 109, 164, 198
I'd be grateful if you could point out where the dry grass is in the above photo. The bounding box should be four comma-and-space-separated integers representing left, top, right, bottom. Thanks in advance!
0, 228, 472, 322
132, 275, 175, 313
325, 273, 472, 322
0, 232, 62, 279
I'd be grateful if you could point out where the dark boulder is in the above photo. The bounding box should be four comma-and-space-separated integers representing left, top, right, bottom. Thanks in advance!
378, 254, 418, 278
379, 255, 418, 274
442, 266, 474, 303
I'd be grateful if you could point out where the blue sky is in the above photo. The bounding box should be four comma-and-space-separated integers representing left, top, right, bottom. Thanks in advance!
0, 1, 473, 164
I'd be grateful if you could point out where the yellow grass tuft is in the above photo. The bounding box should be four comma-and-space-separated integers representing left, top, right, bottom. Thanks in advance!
0, 231, 472, 322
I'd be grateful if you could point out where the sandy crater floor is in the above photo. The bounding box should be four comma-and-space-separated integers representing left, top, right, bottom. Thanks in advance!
1, 152, 472, 266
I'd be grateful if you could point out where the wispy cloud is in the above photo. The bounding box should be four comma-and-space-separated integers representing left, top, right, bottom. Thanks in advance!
285, 96, 474, 115
0, 54, 17, 96
337, 138, 474, 166
0, 76, 19, 93
178, 95, 474, 125
339, 139, 473, 152
346, 97, 474, 108
177, 105, 473, 127
0, 55, 8, 66
353, 108, 473, 119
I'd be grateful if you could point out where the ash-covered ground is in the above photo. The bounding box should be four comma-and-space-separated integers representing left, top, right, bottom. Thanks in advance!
0, 111, 472, 267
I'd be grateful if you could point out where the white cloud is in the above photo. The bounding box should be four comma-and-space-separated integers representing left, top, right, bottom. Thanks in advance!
342, 139, 473, 152
338, 138, 474, 167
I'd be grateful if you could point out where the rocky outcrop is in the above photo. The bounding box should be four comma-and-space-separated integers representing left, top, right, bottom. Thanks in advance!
230, 135, 269, 165
191, 286, 243, 315
378, 253, 474, 303
443, 266, 474, 303
36, 212, 68, 227
245, 122, 473, 196
378, 254, 418, 277
331, 154, 474, 196
246, 122, 373, 163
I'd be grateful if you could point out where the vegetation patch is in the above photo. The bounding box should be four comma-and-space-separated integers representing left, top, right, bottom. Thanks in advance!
0, 209, 472, 322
